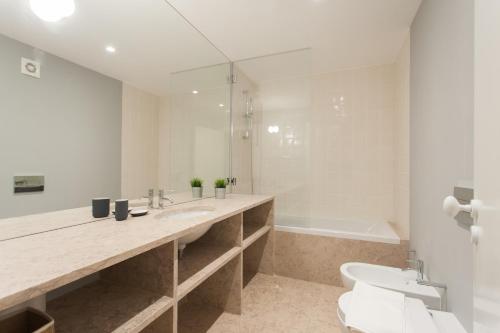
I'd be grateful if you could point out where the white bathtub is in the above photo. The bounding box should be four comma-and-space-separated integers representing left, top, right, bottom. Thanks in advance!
274, 215, 400, 244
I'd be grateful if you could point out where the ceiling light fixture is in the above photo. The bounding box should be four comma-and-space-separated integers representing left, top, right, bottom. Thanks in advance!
105, 45, 116, 53
219, 104, 225, 107
192, 90, 199, 94
30, 0, 75, 22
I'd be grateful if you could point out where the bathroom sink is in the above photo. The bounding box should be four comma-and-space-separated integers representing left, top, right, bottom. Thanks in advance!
156, 206, 216, 253
340, 262, 443, 310
158, 208, 214, 221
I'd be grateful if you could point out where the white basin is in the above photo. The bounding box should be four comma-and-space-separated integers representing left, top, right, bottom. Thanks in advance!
340, 262, 442, 310
156, 206, 215, 250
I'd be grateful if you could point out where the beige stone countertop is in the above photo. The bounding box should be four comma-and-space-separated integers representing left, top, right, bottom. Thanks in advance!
0, 191, 217, 241
0, 194, 273, 311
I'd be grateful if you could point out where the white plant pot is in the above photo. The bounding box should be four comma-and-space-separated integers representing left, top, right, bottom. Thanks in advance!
215, 187, 226, 199
192, 187, 203, 198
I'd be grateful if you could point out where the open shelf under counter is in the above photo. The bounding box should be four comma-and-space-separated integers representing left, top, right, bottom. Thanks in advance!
178, 244, 241, 299
178, 255, 242, 332
243, 224, 271, 249
242, 200, 273, 244
177, 213, 242, 299
177, 302, 226, 333
46, 280, 174, 333
243, 230, 274, 288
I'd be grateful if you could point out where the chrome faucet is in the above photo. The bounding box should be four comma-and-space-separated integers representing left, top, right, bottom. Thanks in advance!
402, 254, 447, 310
417, 279, 447, 290
158, 189, 174, 209
403, 258, 424, 281
406, 257, 447, 291
143, 189, 154, 209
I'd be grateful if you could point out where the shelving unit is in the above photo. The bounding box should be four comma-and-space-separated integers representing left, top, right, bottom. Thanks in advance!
242, 201, 273, 243
177, 302, 223, 333
243, 233, 273, 287
177, 246, 240, 299
178, 256, 242, 333
142, 309, 174, 333
243, 225, 271, 249
42, 198, 274, 333
177, 214, 242, 299
47, 242, 175, 333
242, 201, 274, 287
47, 281, 173, 333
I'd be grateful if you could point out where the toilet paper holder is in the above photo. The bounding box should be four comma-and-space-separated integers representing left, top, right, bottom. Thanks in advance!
443, 196, 474, 218
442, 183, 476, 229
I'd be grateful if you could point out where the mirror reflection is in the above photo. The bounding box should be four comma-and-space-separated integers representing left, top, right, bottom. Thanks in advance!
0, 1, 230, 234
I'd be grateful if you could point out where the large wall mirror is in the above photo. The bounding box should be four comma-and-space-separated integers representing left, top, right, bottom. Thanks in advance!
0, 0, 231, 227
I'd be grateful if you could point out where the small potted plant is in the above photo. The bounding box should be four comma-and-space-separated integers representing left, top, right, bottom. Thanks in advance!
190, 177, 203, 198
214, 178, 227, 199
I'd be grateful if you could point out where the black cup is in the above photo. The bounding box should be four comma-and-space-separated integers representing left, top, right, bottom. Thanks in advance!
115, 199, 129, 221
92, 198, 110, 218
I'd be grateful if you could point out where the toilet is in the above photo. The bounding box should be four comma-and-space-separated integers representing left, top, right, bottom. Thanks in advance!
337, 291, 467, 333
337, 292, 356, 333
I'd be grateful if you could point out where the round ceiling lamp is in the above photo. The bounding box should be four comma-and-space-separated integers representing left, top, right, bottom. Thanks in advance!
30, 0, 75, 22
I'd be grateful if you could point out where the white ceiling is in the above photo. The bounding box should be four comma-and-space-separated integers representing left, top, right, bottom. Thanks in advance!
0, 0, 421, 95
235, 49, 313, 84
0, 0, 228, 96
169, 0, 421, 75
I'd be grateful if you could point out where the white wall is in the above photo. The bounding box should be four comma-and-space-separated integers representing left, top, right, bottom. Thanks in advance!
121, 83, 159, 199
158, 97, 171, 192
394, 36, 411, 239
410, 0, 474, 330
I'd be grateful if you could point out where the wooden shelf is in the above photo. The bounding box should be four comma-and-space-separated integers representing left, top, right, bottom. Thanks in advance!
178, 245, 241, 299
243, 200, 272, 249
47, 280, 173, 333
178, 255, 242, 332
178, 302, 225, 333
243, 225, 271, 249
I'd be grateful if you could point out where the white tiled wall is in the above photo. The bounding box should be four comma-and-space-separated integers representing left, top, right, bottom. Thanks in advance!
252, 61, 409, 232
231, 67, 258, 194
121, 58, 410, 236
394, 35, 410, 239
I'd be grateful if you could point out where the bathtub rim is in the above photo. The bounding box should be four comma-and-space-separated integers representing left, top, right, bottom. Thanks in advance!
274, 224, 401, 245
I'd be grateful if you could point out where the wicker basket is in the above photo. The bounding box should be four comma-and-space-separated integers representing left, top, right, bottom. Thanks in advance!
0, 307, 54, 333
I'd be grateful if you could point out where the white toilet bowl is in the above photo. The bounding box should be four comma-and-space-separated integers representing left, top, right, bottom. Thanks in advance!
336, 290, 467, 333
337, 291, 362, 333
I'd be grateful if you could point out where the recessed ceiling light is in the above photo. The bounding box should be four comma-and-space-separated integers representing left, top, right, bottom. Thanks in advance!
219, 104, 225, 107
105, 45, 116, 53
30, 0, 75, 22
192, 90, 199, 94
267, 125, 280, 134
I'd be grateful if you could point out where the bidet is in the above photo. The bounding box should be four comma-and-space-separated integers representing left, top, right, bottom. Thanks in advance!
340, 262, 443, 310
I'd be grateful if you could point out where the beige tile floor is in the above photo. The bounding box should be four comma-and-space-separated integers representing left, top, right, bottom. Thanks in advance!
179, 273, 347, 333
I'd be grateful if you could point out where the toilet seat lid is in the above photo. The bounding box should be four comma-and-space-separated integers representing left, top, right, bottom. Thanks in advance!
338, 291, 352, 320
337, 291, 441, 333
